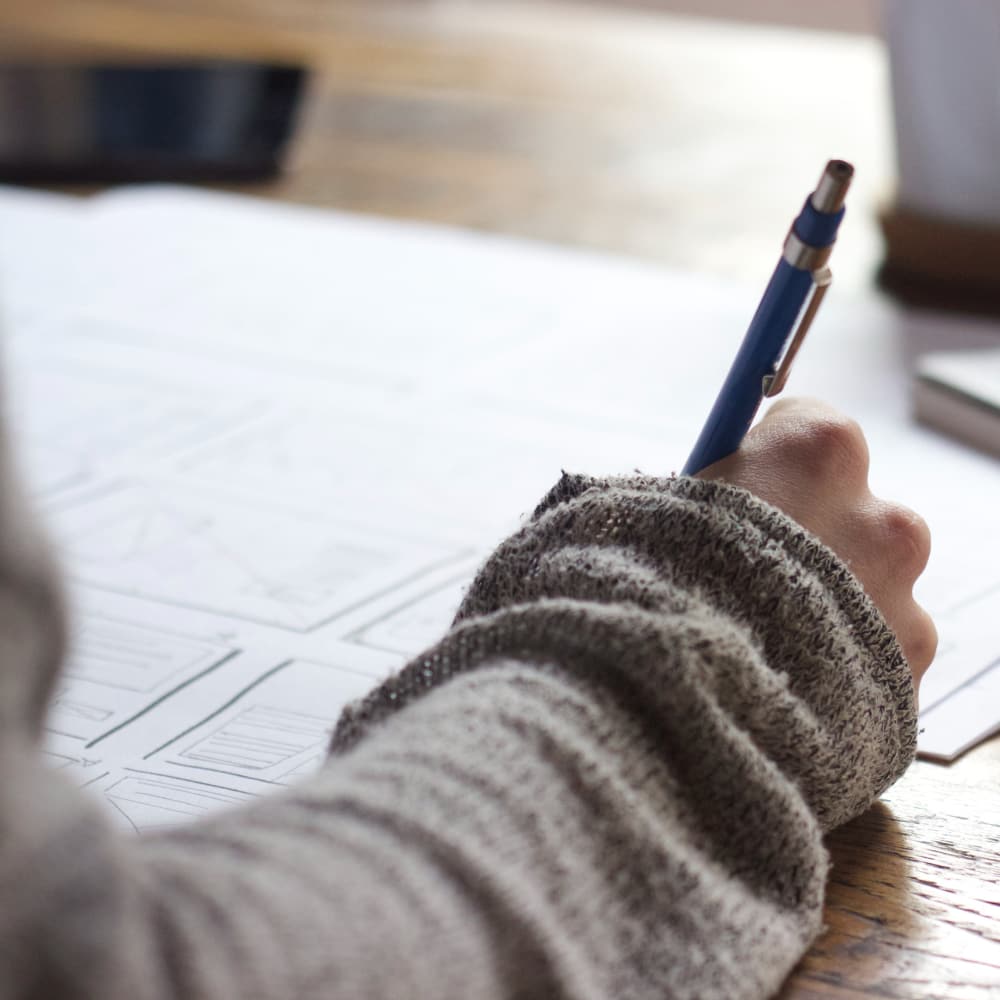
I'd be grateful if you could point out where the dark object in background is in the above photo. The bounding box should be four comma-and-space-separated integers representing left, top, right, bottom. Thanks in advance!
878, 206, 1000, 318
0, 61, 307, 183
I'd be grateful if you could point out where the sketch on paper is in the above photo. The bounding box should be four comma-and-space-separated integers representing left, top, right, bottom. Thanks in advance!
44, 617, 235, 746
103, 772, 254, 833
351, 576, 470, 656
5, 350, 254, 496
50, 484, 466, 631
149, 659, 376, 785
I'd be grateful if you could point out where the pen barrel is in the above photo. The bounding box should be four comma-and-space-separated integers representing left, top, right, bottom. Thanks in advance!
793, 196, 845, 247
682, 259, 814, 475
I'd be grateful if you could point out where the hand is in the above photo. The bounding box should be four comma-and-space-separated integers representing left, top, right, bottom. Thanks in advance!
696, 397, 937, 688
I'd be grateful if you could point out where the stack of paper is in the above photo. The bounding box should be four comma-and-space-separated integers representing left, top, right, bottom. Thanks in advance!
0, 185, 997, 833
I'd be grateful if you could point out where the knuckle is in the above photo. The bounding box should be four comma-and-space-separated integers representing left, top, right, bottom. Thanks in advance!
783, 414, 869, 483
879, 504, 932, 577
905, 606, 938, 677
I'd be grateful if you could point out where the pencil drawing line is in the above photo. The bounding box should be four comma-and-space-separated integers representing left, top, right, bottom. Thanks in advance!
86, 648, 241, 750
143, 660, 293, 759
179, 705, 331, 771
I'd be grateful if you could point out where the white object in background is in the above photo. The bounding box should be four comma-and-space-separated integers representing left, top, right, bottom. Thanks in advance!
884, 0, 1000, 224
913, 346, 1000, 459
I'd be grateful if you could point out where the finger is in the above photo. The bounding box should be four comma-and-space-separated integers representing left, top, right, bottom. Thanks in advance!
897, 602, 938, 685
756, 395, 844, 426
747, 404, 871, 492
876, 500, 932, 583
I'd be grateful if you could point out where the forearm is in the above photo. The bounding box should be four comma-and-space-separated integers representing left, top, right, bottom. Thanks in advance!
338, 474, 916, 830
323, 475, 917, 997
0, 475, 917, 1000
115, 653, 829, 1000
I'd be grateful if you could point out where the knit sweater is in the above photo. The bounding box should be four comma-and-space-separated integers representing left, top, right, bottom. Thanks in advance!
0, 462, 917, 1000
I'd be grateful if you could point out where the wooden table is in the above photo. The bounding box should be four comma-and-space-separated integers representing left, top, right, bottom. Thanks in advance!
3, 3, 999, 996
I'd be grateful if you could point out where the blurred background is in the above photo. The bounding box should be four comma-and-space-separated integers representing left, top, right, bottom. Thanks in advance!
0, 0, 997, 308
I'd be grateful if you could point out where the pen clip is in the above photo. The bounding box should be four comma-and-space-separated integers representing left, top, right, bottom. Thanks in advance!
762, 265, 832, 397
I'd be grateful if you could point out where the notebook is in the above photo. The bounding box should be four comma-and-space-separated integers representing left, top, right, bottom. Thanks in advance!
1, 184, 998, 833
913, 346, 1000, 459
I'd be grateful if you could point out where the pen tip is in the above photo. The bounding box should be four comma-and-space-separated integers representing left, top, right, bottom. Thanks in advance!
811, 160, 854, 213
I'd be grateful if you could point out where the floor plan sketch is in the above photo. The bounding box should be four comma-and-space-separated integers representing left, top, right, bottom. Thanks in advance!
148, 659, 376, 785
103, 771, 255, 833
44, 617, 236, 745
1, 179, 999, 839
39, 741, 106, 784
171, 406, 529, 536
4, 343, 257, 498
352, 576, 471, 656
174, 410, 435, 514
177, 705, 331, 774
169, 403, 673, 541
50, 483, 467, 630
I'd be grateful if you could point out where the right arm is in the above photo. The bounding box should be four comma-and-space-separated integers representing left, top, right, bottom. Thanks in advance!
0, 399, 934, 1000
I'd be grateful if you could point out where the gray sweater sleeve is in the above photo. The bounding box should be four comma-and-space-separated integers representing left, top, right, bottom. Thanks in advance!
0, 472, 917, 1000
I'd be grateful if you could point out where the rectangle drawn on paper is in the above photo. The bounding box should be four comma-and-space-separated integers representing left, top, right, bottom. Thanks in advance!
104, 773, 254, 833
51, 484, 465, 631
154, 659, 376, 784
179, 706, 331, 772
44, 618, 234, 743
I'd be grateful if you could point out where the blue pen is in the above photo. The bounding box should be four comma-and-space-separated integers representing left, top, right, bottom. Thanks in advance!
682, 159, 854, 476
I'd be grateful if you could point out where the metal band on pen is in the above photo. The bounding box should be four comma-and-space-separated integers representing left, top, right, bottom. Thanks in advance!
782, 231, 834, 271
765, 231, 837, 397
767, 159, 854, 394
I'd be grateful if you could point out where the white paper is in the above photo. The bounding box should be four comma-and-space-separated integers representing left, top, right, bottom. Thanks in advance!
0, 184, 997, 827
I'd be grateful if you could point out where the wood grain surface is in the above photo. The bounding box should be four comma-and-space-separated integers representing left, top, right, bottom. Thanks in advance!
2, 2, 998, 996
1, 0, 893, 291
783, 739, 1000, 998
